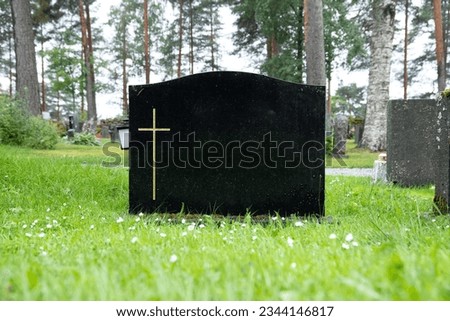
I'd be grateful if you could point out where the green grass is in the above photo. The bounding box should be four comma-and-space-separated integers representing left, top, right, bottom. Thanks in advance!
0, 142, 449, 300
326, 140, 379, 168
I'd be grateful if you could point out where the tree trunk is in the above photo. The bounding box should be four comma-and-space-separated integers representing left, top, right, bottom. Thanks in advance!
209, 2, 215, 71
403, 0, 408, 99
188, 0, 194, 74
10, 0, 41, 116
85, 1, 97, 124
8, 27, 13, 98
78, 0, 96, 131
361, 0, 396, 151
177, 0, 184, 78
304, 0, 326, 86
122, 25, 128, 115
433, 0, 446, 92
144, 0, 150, 84
40, 31, 46, 112
296, 3, 304, 83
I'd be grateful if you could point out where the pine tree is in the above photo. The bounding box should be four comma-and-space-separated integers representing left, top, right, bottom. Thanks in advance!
10, 0, 41, 116
361, 0, 396, 151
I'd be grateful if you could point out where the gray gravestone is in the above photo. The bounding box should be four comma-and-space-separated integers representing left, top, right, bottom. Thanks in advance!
387, 99, 436, 186
333, 114, 348, 156
129, 71, 325, 217
354, 123, 364, 147
434, 95, 450, 213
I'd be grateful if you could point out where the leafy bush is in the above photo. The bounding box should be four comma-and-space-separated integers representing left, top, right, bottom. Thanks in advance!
0, 95, 59, 149
71, 132, 100, 146
0, 96, 29, 146
25, 117, 59, 150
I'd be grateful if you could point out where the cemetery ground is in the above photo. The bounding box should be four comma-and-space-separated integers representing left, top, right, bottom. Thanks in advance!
0, 141, 449, 301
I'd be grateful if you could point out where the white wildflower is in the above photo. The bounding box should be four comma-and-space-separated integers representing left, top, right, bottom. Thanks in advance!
295, 221, 304, 227
352, 241, 359, 247
329, 233, 337, 240
160, 233, 167, 238
287, 237, 294, 248
181, 232, 188, 237
38, 233, 46, 238
131, 236, 138, 244
345, 233, 354, 242
138, 212, 144, 217
290, 262, 297, 269
169, 254, 178, 263
25, 233, 32, 238
342, 243, 350, 250
187, 224, 195, 231
116, 217, 124, 223
90, 225, 95, 230
252, 235, 258, 241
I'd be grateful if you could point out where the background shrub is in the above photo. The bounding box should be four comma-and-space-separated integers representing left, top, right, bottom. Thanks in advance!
71, 132, 100, 146
24, 117, 59, 149
0, 95, 59, 149
0, 96, 29, 146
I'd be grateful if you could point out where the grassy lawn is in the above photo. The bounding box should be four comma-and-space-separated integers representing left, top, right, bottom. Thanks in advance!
326, 140, 380, 168
0, 142, 449, 300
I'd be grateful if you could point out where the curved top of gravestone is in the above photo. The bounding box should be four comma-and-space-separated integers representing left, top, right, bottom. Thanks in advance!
130, 71, 324, 93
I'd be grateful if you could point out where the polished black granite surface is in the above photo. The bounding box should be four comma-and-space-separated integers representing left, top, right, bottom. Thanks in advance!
129, 72, 325, 216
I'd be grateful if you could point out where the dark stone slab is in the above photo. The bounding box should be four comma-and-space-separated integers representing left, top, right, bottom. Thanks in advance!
387, 99, 436, 186
333, 114, 348, 156
129, 71, 325, 216
434, 96, 450, 213
354, 124, 364, 147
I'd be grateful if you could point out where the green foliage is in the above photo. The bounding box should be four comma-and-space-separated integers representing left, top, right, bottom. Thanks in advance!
71, 132, 100, 146
24, 117, 59, 150
25, 117, 59, 149
332, 83, 366, 116
0, 96, 29, 146
0, 95, 59, 150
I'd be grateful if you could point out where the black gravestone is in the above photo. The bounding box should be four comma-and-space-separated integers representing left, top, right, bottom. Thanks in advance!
387, 99, 436, 186
129, 72, 325, 216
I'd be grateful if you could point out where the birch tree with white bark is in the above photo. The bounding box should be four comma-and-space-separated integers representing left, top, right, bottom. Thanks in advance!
361, 0, 396, 151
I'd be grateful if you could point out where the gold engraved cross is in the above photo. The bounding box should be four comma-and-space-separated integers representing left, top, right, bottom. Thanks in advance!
138, 108, 171, 200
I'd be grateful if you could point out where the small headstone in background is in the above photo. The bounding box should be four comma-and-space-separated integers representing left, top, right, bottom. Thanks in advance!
101, 126, 109, 138
333, 114, 349, 157
354, 123, 364, 147
373, 152, 387, 183
434, 95, 450, 213
387, 99, 436, 186
67, 115, 75, 140
129, 71, 325, 217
